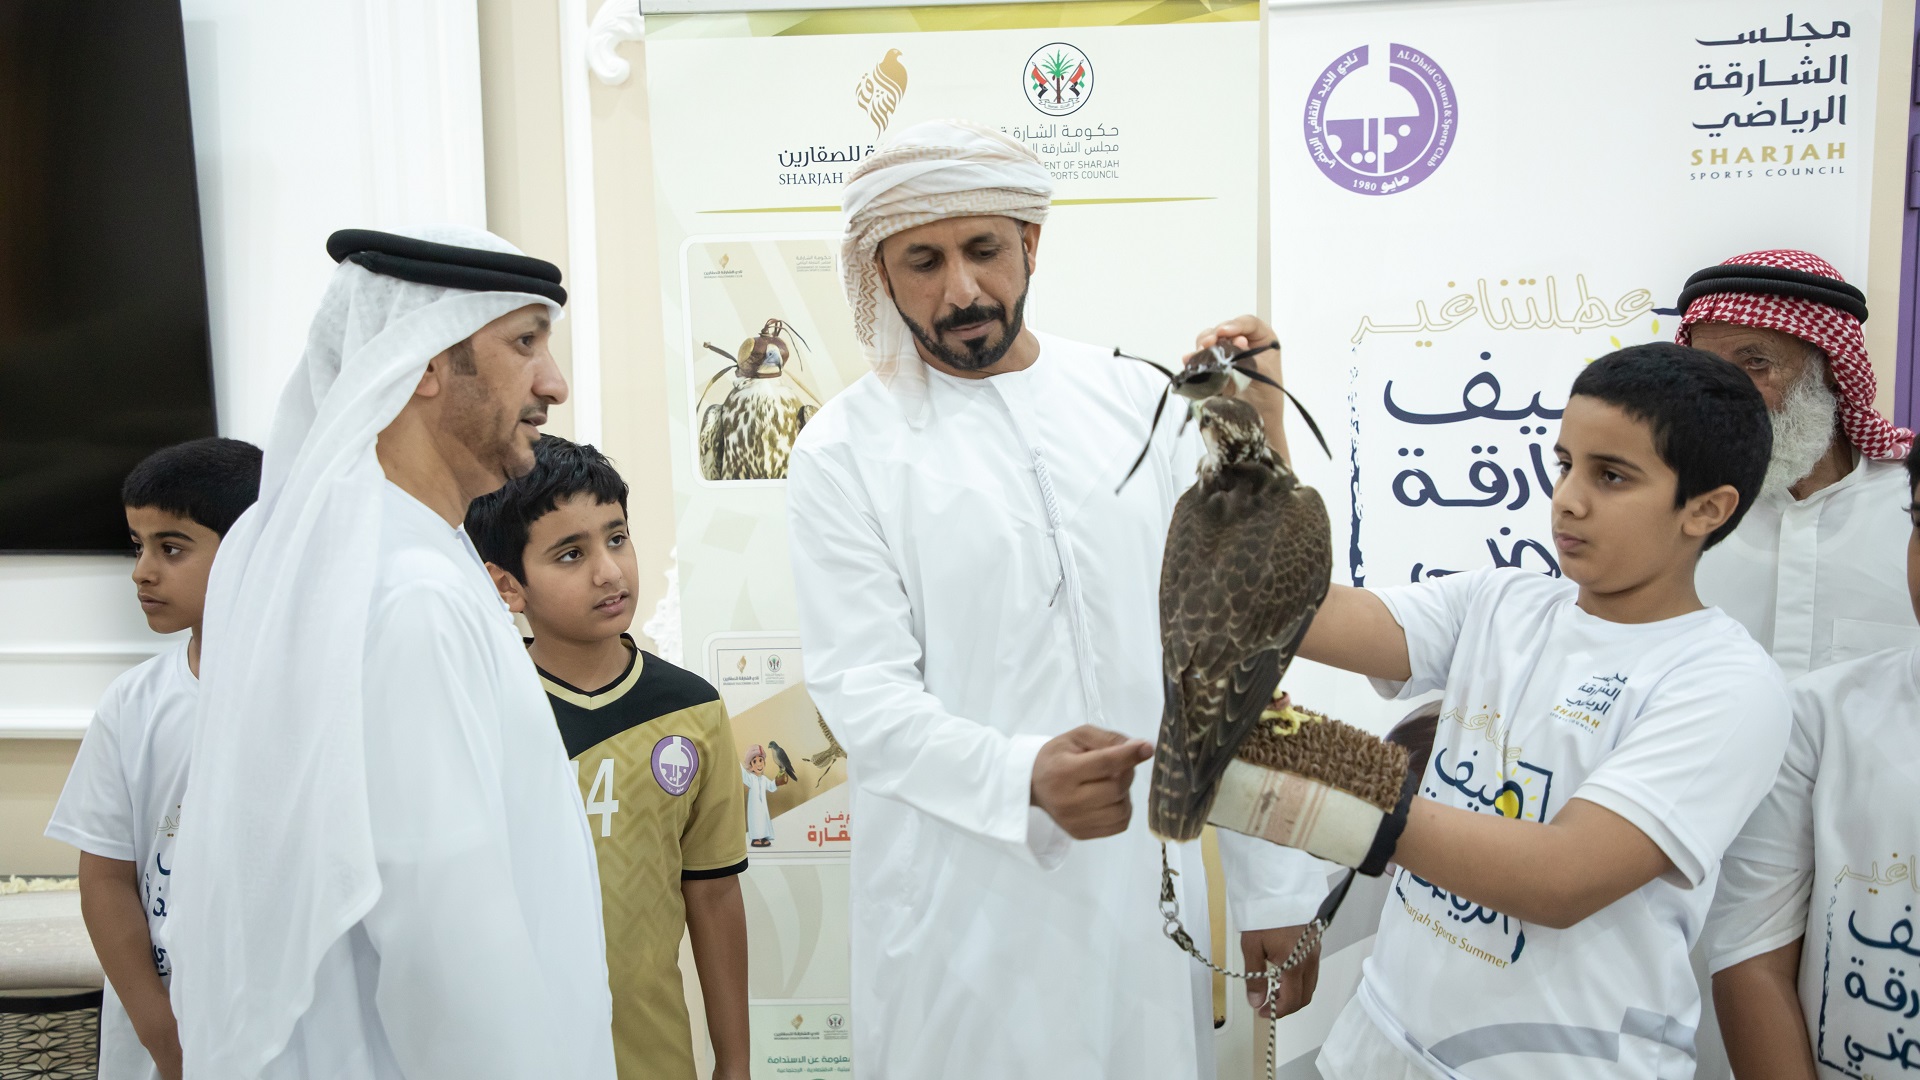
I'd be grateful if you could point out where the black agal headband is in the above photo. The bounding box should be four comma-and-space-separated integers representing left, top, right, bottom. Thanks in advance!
1655, 262, 1867, 323
325, 229, 567, 307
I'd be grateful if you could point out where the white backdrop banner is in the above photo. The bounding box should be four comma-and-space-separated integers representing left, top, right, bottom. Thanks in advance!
639, 2, 1266, 1074
1266, 1, 1879, 1073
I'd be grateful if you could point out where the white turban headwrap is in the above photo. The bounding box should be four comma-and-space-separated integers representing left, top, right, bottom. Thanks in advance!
840, 119, 1053, 425
169, 225, 562, 1076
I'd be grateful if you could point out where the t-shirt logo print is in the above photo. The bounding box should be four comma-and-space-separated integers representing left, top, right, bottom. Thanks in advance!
1553, 673, 1627, 734
651, 736, 700, 797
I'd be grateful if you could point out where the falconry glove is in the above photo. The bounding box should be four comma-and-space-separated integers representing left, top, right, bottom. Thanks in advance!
1206, 700, 1424, 876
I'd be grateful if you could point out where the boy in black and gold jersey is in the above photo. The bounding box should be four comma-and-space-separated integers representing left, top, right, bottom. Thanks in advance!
467, 436, 749, 1080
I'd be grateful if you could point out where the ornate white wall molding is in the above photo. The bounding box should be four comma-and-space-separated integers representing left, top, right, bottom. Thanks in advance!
0, 710, 93, 740
588, 0, 644, 86
558, 0, 613, 447
640, 547, 684, 666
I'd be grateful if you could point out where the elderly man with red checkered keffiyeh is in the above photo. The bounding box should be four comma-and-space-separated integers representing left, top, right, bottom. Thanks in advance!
1666, 249, 1920, 679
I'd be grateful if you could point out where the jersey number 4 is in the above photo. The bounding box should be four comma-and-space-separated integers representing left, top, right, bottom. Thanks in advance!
584, 757, 620, 837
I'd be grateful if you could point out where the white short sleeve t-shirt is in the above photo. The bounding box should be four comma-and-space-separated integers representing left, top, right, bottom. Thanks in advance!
46, 641, 196, 1080
1343, 568, 1790, 1080
1704, 646, 1920, 1078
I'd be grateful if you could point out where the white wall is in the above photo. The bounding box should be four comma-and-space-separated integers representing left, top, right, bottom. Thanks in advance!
0, 0, 488, 873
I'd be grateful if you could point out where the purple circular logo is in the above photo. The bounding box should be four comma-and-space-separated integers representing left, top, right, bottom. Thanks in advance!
1304, 44, 1456, 196
651, 736, 699, 797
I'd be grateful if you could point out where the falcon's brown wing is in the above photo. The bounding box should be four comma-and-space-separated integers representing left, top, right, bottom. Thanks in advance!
1148, 478, 1332, 841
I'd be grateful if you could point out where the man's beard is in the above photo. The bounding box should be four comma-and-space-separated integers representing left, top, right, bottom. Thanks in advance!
448, 377, 542, 489
898, 279, 1030, 372
1760, 363, 1840, 503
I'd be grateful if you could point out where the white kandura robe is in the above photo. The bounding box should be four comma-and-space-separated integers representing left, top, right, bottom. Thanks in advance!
1699, 455, 1920, 679
787, 331, 1331, 1080
1688, 454, 1917, 1080
260, 482, 614, 1079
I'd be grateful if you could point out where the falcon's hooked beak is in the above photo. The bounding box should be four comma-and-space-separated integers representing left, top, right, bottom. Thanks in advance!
748, 345, 785, 378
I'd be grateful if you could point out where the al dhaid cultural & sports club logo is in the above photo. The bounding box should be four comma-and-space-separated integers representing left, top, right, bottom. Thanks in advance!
1026, 43, 1092, 116
1304, 44, 1457, 195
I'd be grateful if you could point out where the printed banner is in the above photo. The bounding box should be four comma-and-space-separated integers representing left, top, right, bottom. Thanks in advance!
682, 236, 869, 487
1270, 0, 1879, 734
1266, 0, 1880, 1071
640, 3, 1266, 1074
706, 633, 851, 856
750, 1004, 853, 1079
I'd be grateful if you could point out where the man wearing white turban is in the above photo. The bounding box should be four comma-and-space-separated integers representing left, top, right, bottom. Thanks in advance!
167, 227, 615, 1079
786, 120, 1329, 1079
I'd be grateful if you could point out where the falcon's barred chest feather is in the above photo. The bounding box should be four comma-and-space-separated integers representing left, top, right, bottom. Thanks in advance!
701, 380, 813, 481
1149, 396, 1332, 841
697, 318, 818, 481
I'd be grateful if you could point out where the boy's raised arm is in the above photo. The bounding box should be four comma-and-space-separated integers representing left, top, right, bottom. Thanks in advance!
1392, 797, 1673, 929
1297, 584, 1413, 683
77, 853, 182, 1080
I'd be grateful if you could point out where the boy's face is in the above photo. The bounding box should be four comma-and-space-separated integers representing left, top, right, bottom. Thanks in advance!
1550, 397, 1736, 595
748, 755, 765, 775
500, 494, 636, 643
126, 506, 220, 636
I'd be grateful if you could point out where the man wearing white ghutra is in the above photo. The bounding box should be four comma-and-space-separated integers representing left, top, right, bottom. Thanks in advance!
168, 227, 615, 1079
786, 119, 1331, 1079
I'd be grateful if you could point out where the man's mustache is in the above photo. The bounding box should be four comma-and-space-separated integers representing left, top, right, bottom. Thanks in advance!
935, 303, 1008, 334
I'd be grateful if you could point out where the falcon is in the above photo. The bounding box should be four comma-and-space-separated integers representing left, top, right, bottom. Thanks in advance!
766, 740, 800, 784
1148, 394, 1332, 842
697, 318, 820, 481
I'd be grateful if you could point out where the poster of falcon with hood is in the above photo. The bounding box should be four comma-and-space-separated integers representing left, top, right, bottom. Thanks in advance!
681, 236, 871, 485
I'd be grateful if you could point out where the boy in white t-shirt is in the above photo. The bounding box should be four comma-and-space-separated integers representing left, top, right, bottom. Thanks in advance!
45, 437, 262, 1080
1704, 452, 1920, 1078
1194, 320, 1790, 1078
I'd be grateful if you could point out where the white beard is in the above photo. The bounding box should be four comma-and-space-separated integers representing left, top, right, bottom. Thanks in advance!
1761, 365, 1840, 503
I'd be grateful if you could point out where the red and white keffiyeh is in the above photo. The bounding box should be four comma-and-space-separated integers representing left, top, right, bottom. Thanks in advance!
1675, 248, 1912, 461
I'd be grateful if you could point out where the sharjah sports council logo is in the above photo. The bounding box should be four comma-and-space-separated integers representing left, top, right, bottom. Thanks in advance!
1304, 44, 1457, 196
651, 735, 699, 797
1026, 43, 1092, 116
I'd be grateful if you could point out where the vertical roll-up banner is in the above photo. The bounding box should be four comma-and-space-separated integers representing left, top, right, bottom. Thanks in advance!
1265, 0, 1879, 1071
640, 1, 1263, 1072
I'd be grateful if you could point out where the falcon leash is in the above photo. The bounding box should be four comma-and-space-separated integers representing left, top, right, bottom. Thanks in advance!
1157, 842, 1355, 1080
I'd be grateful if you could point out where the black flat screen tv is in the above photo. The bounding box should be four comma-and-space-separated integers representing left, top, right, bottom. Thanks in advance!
0, 0, 217, 553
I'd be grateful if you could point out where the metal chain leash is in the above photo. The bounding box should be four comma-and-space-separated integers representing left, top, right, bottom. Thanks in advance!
1158, 842, 1327, 1080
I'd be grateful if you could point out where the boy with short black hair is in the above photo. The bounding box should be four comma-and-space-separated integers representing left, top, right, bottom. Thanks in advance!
465, 435, 750, 1080
1703, 450, 1920, 1078
1198, 321, 1790, 1078
46, 436, 262, 1080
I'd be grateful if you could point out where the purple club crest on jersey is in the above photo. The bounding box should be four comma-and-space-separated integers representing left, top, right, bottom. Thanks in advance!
1304, 44, 1457, 196
652, 735, 699, 796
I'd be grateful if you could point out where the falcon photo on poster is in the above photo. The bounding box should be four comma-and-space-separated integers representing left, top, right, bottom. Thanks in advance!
681, 236, 869, 486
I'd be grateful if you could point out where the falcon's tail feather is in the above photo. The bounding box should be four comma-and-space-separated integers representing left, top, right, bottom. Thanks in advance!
1148, 670, 1241, 843
1148, 749, 1211, 843
1151, 647, 1288, 840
